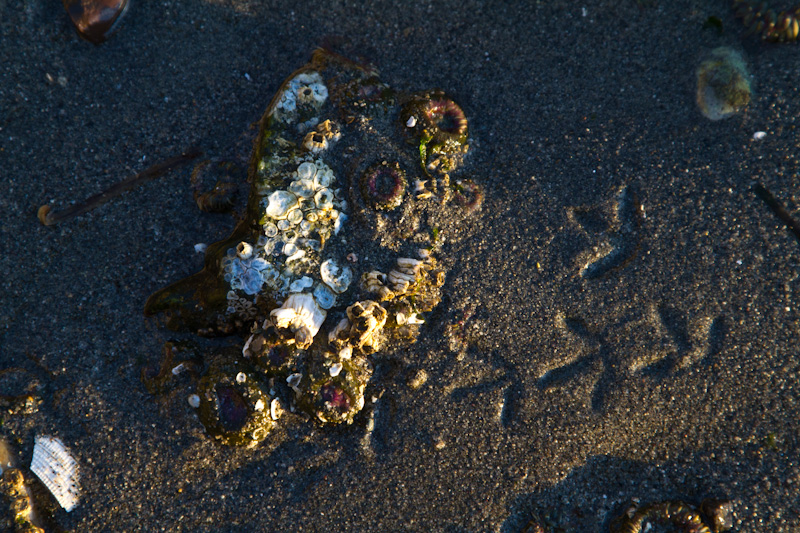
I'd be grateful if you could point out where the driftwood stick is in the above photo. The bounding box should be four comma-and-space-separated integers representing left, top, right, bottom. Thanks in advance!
38, 146, 203, 226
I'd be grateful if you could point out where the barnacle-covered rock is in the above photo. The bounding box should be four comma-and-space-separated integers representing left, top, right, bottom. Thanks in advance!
145, 49, 481, 443
195, 356, 276, 447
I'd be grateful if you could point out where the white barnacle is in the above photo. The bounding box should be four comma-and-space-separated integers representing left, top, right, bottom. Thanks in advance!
329, 362, 343, 377
266, 190, 299, 219
297, 161, 317, 180
314, 188, 335, 210
264, 223, 279, 238
270, 293, 327, 349
236, 242, 253, 260
289, 179, 315, 198
30, 436, 80, 512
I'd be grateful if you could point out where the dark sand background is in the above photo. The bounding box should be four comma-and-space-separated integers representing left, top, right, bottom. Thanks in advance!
2, 0, 800, 531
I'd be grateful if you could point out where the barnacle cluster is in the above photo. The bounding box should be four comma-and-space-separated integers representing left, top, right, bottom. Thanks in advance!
696, 47, 752, 121
144, 50, 481, 446
732, 0, 800, 42
610, 499, 734, 533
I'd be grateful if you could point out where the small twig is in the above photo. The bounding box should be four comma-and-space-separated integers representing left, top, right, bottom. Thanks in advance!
38, 146, 203, 226
753, 182, 800, 244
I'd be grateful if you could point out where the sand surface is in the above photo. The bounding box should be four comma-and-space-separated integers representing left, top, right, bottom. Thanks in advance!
2, 0, 800, 531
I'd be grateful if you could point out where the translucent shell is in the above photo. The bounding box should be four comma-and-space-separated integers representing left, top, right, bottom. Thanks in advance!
696, 47, 751, 121
30, 435, 80, 512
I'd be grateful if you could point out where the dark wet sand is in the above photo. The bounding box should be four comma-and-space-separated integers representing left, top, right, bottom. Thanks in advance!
2, 1, 800, 531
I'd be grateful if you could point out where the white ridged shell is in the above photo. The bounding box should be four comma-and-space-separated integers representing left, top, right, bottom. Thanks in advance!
30, 435, 80, 512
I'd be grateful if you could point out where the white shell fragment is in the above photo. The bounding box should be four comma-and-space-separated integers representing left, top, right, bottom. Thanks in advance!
320, 259, 353, 294
30, 436, 80, 512
188, 394, 201, 408
329, 362, 343, 377
290, 276, 314, 293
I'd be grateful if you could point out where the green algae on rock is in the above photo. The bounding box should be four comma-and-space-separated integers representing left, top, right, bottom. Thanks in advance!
144, 49, 481, 445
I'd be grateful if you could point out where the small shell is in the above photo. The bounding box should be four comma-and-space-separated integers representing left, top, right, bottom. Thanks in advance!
270, 398, 283, 421
30, 436, 80, 512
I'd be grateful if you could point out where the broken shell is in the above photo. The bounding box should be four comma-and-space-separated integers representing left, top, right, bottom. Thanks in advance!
320, 259, 353, 294
313, 283, 337, 309
30, 436, 80, 512
289, 276, 314, 293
